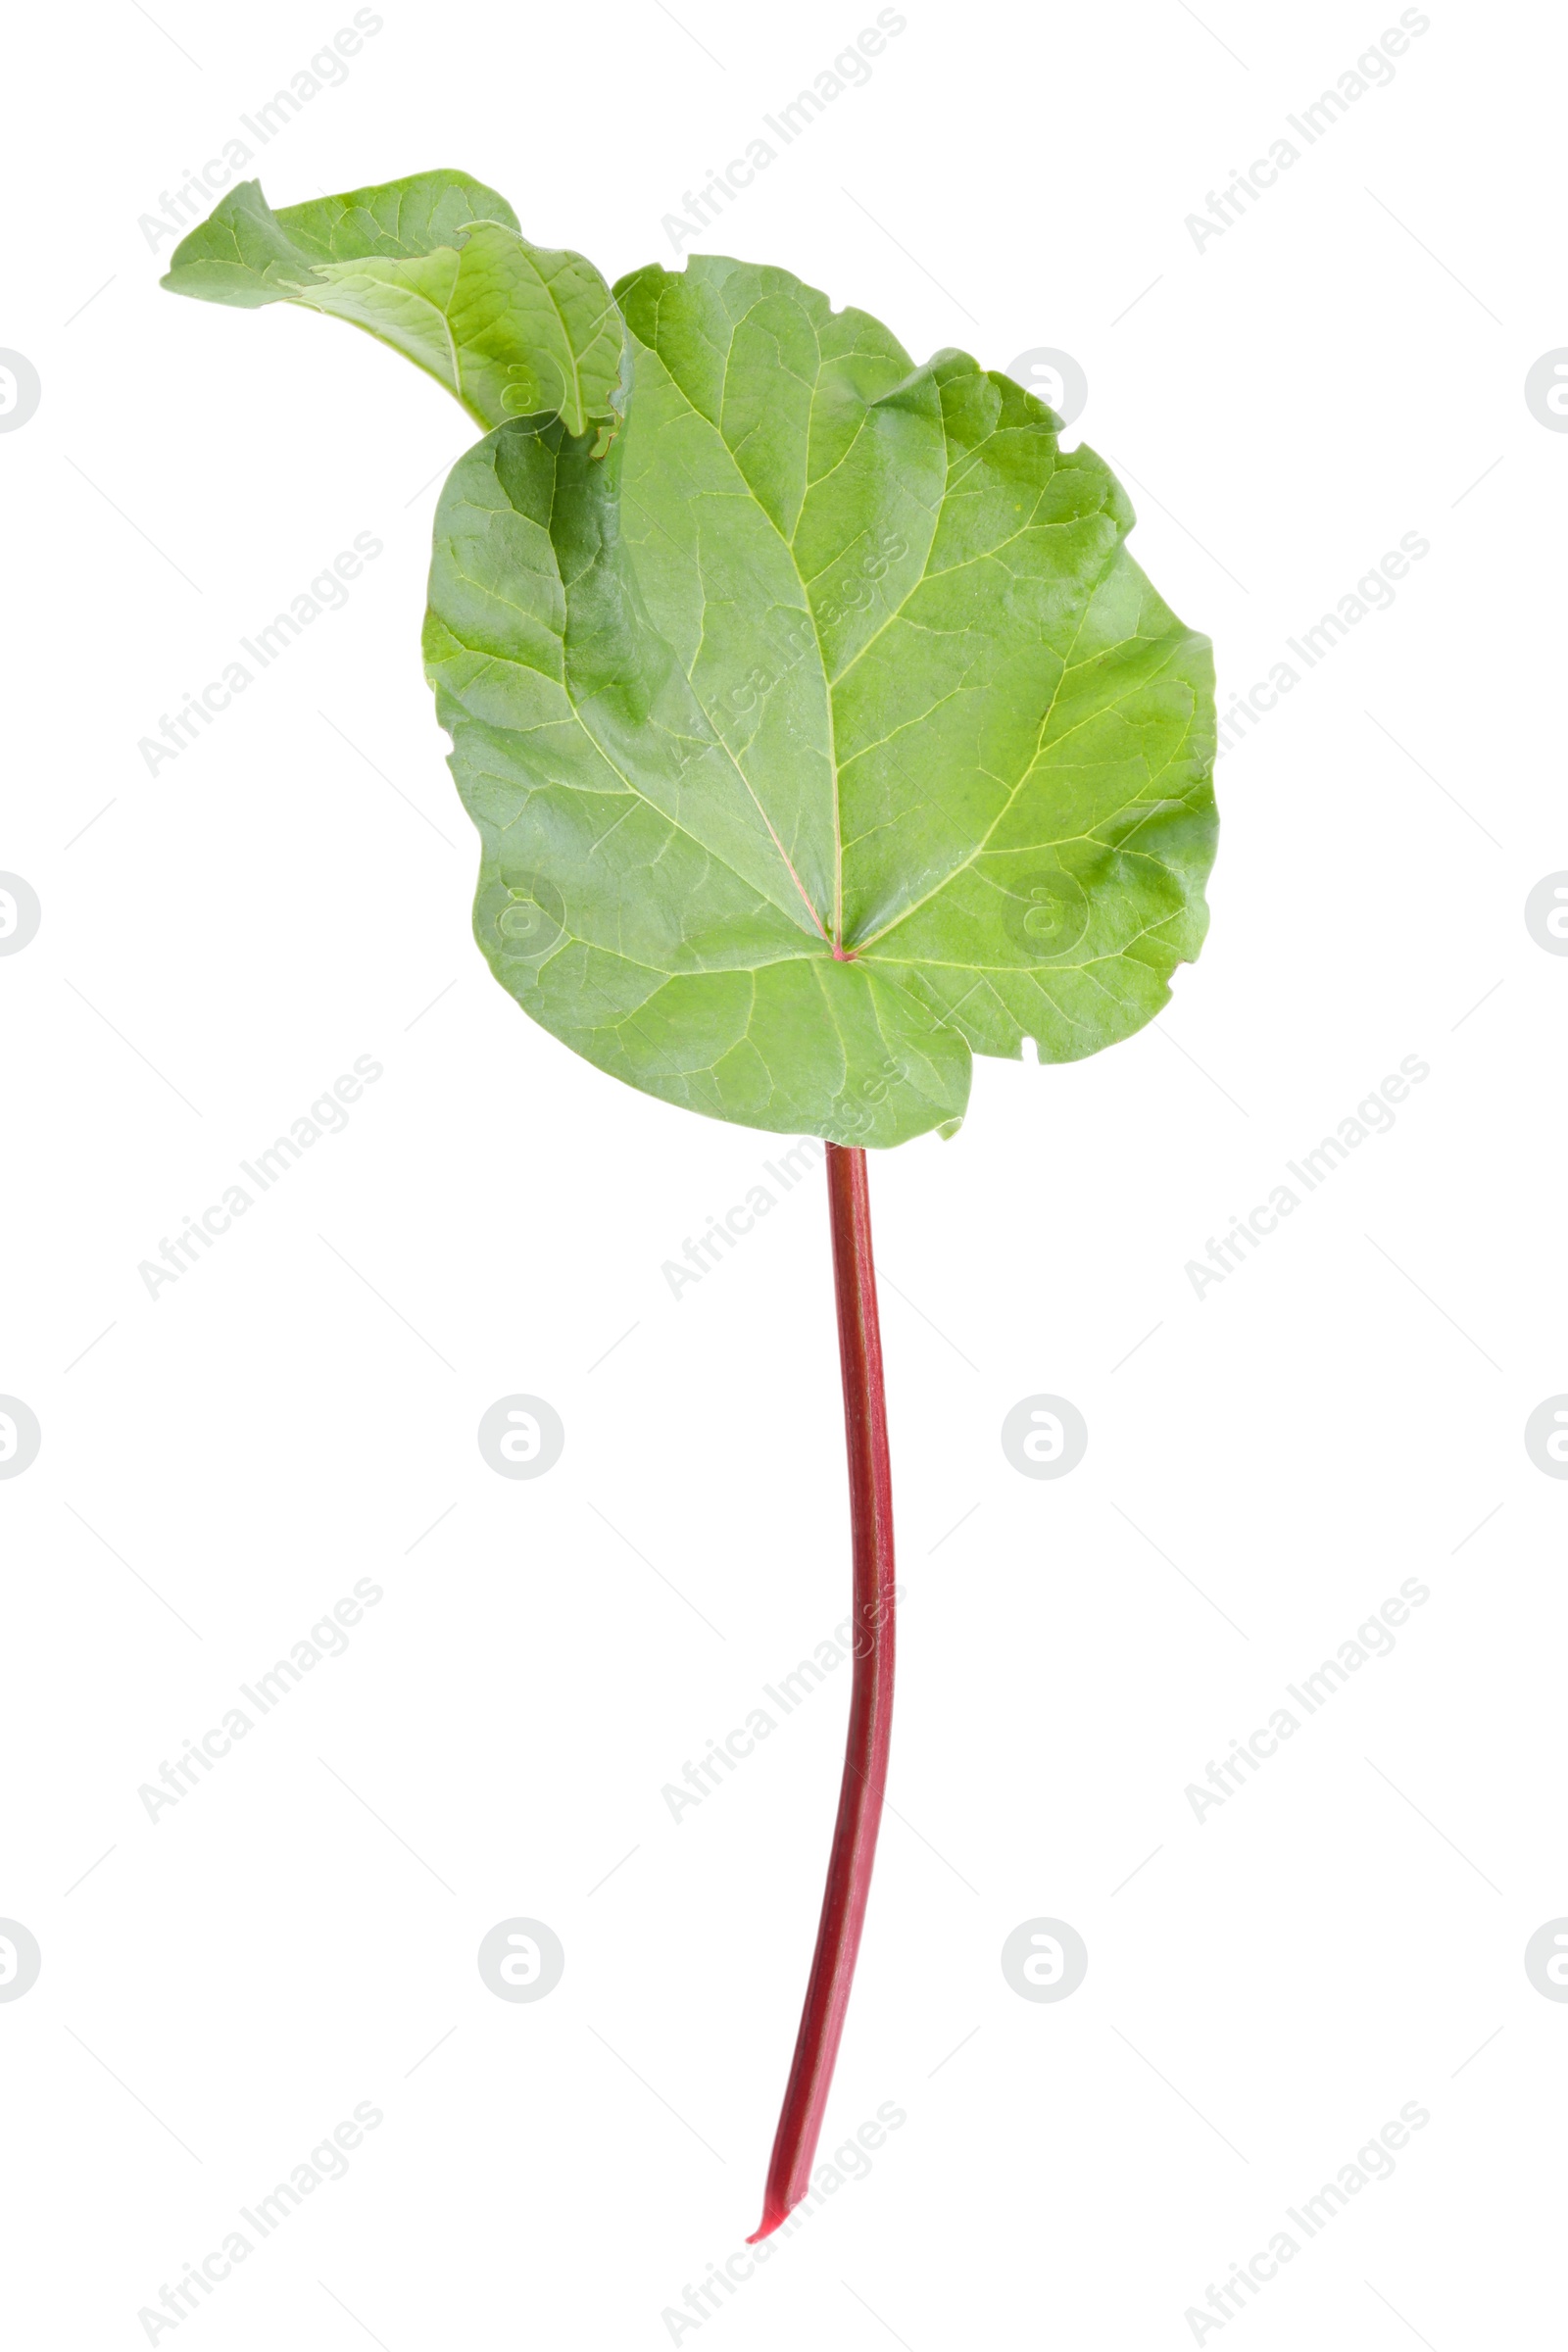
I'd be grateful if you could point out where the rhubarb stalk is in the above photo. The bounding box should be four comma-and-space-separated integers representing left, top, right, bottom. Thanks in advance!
750, 1142, 898, 2240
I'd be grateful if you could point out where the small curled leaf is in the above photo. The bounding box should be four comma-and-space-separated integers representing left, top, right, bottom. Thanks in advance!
162, 170, 627, 442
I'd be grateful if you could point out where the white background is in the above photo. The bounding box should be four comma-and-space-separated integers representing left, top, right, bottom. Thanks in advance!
3, 2, 1563, 2344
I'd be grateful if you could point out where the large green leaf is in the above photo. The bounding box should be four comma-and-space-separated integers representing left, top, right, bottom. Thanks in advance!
165, 182, 1216, 1147
161, 172, 627, 440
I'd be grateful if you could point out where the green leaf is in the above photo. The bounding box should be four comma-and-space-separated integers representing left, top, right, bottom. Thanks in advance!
161, 172, 627, 440
165, 191, 1216, 1147
426, 257, 1215, 1145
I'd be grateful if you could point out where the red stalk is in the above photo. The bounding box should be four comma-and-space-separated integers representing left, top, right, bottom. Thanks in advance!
749, 1142, 897, 2241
